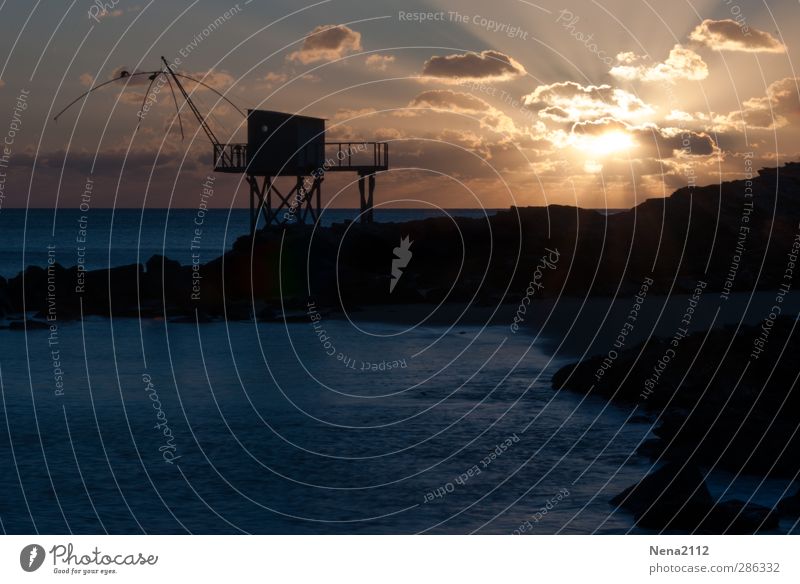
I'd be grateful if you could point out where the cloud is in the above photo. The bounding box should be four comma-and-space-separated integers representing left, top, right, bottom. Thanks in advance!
421, 50, 526, 82
615, 52, 639, 65
594, 120, 715, 155
662, 77, 800, 133
409, 89, 491, 113
263, 72, 289, 87
407, 89, 517, 134
95, 66, 236, 109
689, 19, 785, 53
325, 124, 358, 140
719, 77, 800, 130
365, 54, 395, 71
644, 125, 717, 157
288, 24, 362, 64
13, 148, 189, 175
541, 117, 717, 162
436, 128, 487, 151
665, 109, 698, 123
522, 81, 654, 123
182, 69, 236, 91
332, 107, 377, 121
373, 127, 404, 141
610, 45, 708, 82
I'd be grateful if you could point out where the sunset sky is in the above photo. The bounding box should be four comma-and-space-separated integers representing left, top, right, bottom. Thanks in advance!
0, 0, 798, 210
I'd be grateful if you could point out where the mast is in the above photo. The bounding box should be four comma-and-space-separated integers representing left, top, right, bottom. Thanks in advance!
160, 56, 220, 147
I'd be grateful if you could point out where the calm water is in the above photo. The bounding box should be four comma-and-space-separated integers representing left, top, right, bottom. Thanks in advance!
0, 208, 500, 278
0, 315, 658, 534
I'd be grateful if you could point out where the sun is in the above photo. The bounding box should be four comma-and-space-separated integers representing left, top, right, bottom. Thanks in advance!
573, 130, 635, 156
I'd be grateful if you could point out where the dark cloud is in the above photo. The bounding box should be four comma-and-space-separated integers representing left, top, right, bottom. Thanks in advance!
636, 126, 717, 158
722, 77, 800, 130
689, 19, 785, 53
421, 50, 526, 82
288, 24, 362, 64
571, 118, 717, 158
409, 89, 491, 113
407, 90, 517, 135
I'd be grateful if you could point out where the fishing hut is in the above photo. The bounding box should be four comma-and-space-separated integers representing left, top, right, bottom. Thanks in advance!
55, 56, 389, 234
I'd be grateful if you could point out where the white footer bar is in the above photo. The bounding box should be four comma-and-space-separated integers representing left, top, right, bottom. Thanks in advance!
0, 535, 796, 583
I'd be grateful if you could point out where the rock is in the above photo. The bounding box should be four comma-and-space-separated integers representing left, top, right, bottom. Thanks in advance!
257, 306, 278, 321
8, 319, 50, 330
777, 489, 800, 518
699, 500, 780, 534
0, 276, 9, 318
556, 315, 800, 477
225, 302, 254, 321
636, 438, 665, 459
145, 254, 181, 275
278, 309, 312, 323
611, 463, 713, 531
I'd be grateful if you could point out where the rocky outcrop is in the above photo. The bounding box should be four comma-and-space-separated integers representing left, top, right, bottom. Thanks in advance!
703, 500, 779, 534
613, 463, 780, 533
554, 317, 800, 478
777, 490, 800, 518
612, 463, 713, 531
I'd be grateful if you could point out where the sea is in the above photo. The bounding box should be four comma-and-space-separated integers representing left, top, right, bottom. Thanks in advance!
0, 208, 795, 534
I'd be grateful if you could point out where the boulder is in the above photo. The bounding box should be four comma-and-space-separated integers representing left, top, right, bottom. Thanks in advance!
777, 489, 800, 518
611, 463, 713, 531
699, 500, 780, 534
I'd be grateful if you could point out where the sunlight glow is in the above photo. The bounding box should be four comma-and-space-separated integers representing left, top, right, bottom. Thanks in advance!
573, 131, 635, 156
584, 160, 603, 173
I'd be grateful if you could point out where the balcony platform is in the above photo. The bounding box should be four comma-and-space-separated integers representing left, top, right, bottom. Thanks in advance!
213, 142, 388, 175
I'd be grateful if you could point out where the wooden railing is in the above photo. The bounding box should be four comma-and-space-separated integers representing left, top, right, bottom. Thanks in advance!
213, 141, 389, 174
324, 142, 389, 171
213, 143, 248, 172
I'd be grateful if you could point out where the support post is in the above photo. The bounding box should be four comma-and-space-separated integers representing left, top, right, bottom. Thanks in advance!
367, 174, 375, 223
265, 178, 272, 225
248, 174, 324, 231
249, 175, 254, 234
358, 172, 376, 224
248, 175, 269, 235
301, 175, 323, 225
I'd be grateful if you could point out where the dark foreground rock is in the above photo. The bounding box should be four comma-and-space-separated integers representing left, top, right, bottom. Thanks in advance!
613, 463, 779, 533
777, 490, 800, 518
555, 317, 800, 478
703, 500, 780, 534
555, 308, 800, 528
612, 463, 713, 531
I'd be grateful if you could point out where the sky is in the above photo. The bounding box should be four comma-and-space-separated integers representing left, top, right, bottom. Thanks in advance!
0, 0, 798, 210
